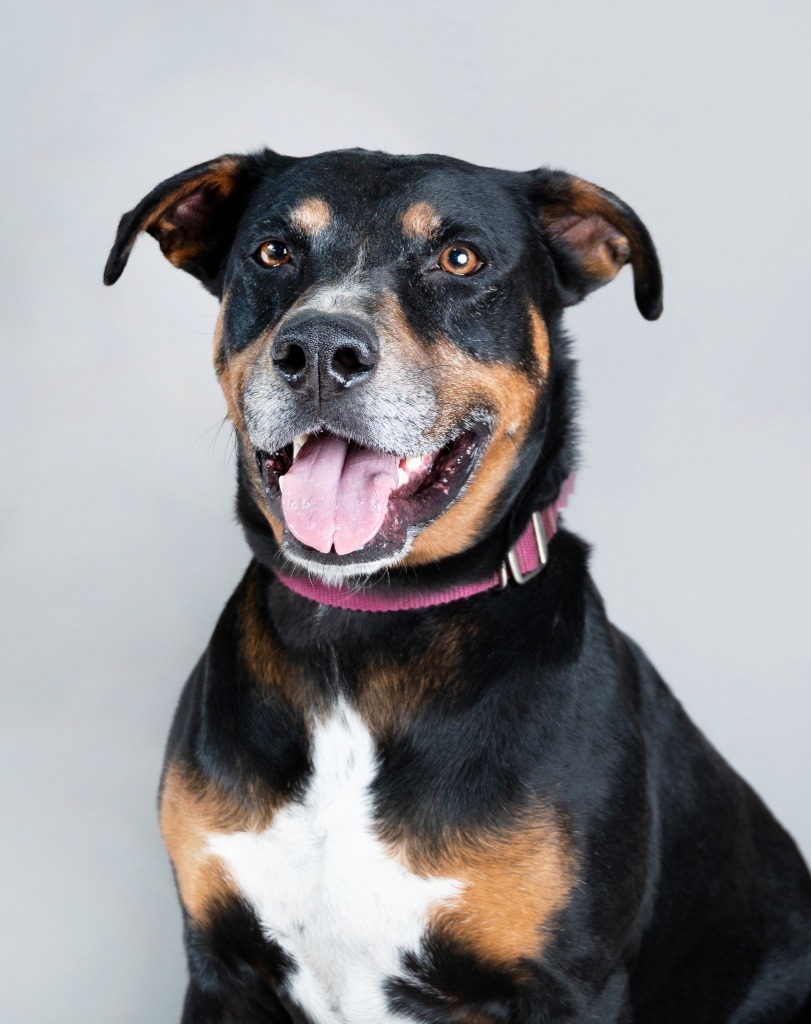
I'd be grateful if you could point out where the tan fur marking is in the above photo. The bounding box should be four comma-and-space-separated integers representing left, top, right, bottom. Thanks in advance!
237, 568, 279, 684
238, 569, 327, 713
213, 309, 270, 453
400, 815, 576, 967
214, 301, 283, 544
356, 619, 471, 735
433, 817, 575, 965
401, 201, 442, 240
289, 197, 332, 236
160, 762, 271, 925
407, 346, 539, 565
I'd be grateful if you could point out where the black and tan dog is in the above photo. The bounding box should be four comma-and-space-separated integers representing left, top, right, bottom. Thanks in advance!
105, 149, 811, 1023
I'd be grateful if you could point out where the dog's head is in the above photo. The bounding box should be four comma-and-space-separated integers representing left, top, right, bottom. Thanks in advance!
105, 149, 661, 584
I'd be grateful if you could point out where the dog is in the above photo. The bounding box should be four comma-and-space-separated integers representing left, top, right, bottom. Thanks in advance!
105, 148, 811, 1024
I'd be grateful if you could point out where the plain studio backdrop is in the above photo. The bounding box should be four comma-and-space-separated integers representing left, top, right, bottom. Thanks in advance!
1, 2, 809, 1021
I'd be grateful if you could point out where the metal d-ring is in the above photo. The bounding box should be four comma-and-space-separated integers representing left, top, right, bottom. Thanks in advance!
499, 511, 549, 587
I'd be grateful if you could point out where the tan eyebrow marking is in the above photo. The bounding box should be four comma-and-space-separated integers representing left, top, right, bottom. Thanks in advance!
401, 201, 442, 240
289, 197, 332, 235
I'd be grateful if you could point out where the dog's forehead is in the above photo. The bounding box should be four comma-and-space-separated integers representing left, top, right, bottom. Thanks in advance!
243, 150, 527, 244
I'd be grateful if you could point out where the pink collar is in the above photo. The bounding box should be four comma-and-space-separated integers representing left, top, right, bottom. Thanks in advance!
274, 475, 575, 613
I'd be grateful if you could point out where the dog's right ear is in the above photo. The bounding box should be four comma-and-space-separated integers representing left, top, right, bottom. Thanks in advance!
526, 169, 663, 321
103, 151, 288, 295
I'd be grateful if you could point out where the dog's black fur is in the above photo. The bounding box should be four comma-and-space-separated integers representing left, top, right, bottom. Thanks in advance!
106, 148, 811, 1023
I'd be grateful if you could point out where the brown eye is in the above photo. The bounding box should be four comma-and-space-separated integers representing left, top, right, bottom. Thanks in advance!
257, 239, 291, 267
438, 244, 482, 276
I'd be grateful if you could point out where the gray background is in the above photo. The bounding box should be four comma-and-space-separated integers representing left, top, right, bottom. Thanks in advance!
2, 2, 809, 1021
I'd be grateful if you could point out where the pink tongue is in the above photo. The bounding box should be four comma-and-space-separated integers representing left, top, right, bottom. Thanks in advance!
281, 435, 399, 555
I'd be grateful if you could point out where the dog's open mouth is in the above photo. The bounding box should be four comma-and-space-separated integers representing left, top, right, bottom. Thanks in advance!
257, 428, 484, 562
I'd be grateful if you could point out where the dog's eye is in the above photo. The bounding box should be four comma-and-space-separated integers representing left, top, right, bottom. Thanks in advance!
256, 240, 292, 267
438, 244, 483, 276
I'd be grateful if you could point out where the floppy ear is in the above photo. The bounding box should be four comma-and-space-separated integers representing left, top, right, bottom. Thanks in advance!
528, 169, 663, 320
103, 151, 279, 294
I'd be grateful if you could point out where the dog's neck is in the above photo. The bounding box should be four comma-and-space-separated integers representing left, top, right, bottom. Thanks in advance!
271, 475, 575, 613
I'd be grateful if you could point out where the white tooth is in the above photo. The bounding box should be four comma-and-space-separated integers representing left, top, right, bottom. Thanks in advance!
292, 433, 308, 459
278, 475, 285, 492
397, 467, 409, 487
405, 456, 423, 473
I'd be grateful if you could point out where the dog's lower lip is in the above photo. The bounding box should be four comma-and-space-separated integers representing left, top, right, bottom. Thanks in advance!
255, 427, 486, 561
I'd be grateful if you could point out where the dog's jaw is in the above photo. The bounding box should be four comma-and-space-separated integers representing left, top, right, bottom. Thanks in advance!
254, 425, 488, 581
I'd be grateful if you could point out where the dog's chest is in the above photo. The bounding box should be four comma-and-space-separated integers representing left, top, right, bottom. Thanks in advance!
208, 705, 460, 1024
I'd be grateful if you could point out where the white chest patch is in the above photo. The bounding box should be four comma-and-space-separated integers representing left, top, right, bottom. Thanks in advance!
208, 705, 461, 1024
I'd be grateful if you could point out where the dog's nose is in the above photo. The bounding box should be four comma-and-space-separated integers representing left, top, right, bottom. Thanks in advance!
271, 314, 379, 397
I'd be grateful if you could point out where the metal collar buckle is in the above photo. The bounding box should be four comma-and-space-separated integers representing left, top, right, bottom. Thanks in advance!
496, 511, 549, 589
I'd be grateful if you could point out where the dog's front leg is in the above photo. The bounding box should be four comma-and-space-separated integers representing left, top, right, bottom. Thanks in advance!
179, 976, 297, 1024
175, 902, 302, 1024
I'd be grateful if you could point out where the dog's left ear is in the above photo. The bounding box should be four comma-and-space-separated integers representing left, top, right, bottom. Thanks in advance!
103, 151, 279, 295
527, 169, 663, 320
